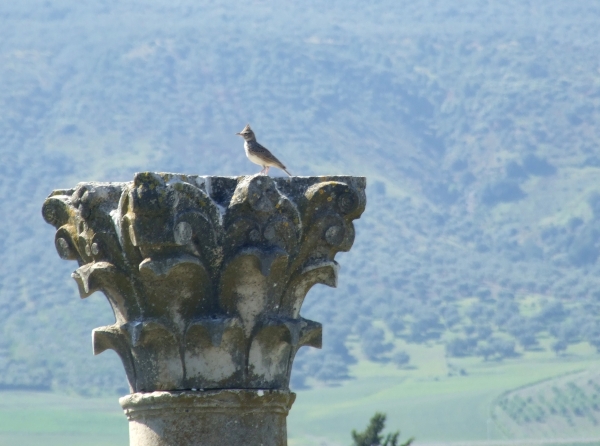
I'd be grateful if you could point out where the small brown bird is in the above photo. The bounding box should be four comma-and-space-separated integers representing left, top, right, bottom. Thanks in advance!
236, 124, 291, 176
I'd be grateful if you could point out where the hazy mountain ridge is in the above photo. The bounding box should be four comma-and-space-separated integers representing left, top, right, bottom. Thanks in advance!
1, 0, 600, 393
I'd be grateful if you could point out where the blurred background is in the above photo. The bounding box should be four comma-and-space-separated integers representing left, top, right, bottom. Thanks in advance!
1, 1, 600, 445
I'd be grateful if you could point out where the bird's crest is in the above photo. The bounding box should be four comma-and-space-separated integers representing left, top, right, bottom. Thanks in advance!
236, 123, 255, 138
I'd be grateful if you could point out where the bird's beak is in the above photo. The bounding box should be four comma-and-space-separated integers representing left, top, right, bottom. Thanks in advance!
235, 132, 241, 135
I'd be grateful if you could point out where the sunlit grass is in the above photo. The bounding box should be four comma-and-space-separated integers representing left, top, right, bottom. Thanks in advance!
0, 354, 598, 446
289, 352, 600, 445
0, 392, 127, 446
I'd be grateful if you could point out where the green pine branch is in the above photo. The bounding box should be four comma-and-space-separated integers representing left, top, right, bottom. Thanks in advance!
351, 412, 414, 446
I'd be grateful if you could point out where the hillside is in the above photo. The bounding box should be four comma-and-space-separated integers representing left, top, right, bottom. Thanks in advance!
493, 369, 600, 439
1, 0, 600, 400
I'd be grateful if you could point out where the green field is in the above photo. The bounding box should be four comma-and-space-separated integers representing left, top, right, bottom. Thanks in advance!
1, 352, 599, 446
0, 392, 127, 446
288, 353, 600, 445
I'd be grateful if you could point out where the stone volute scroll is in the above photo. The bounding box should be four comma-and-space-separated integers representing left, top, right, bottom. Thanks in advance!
42, 173, 366, 446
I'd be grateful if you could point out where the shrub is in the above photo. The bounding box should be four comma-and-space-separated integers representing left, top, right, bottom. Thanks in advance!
445, 337, 477, 357
391, 351, 410, 368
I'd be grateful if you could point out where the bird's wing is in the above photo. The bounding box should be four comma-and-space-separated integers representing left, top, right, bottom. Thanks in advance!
254, 143, 288, 170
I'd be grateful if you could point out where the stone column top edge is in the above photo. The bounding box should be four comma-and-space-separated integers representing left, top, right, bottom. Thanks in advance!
146, 172, 366, 179
44, 173, 367, 198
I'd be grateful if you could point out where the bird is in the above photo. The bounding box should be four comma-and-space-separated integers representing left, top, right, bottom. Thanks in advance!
236, 124, 291, 176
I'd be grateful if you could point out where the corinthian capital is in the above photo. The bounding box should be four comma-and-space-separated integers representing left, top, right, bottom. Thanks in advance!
42, 173, 366, 393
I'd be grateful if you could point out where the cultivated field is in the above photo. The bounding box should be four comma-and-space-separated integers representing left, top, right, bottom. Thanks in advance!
1, 350, 599, 446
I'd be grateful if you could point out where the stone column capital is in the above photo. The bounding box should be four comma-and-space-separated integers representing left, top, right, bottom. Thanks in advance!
42, 173, 366, 393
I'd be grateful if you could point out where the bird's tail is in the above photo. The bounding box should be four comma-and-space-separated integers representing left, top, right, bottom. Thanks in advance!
283, 168, 292, 177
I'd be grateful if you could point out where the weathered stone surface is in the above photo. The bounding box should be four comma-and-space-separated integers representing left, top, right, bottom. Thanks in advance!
42, 173, 366, 393
120, 389, 295, 446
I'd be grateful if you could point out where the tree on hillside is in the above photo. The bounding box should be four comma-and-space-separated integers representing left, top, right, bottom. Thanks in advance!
351, 412, 413, 446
